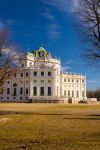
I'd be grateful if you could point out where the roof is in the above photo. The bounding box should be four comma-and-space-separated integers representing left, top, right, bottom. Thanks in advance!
31, 46, 52, 58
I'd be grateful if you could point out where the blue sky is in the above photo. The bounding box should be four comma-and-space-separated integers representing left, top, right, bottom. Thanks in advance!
0, 0, 100, 90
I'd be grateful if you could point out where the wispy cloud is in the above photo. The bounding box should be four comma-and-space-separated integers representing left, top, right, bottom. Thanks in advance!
0, 19, 14, 29
42, 9, 56, 21
47, 23, 61, 39
88, 80, 97, 84
61, 60, 74, 72
61, 66, 71, 72
0, 21, 4, 29
43, 0, 80, 13
64, 60, 74, 65
41, 7, 61, 39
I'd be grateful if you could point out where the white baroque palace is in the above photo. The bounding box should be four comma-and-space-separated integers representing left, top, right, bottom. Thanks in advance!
0, 47, 87, 103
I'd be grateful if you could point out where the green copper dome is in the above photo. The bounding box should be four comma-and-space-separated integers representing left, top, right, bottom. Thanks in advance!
31, 46, 51, 58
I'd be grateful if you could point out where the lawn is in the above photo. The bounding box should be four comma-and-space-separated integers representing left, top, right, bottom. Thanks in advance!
0, 103, 100, 150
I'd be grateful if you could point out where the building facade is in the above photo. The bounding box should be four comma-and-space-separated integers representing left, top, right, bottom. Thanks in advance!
0, 47, 87, 103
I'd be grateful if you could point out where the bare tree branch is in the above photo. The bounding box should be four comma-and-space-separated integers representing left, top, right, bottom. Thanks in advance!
0, 29, 19, 92
76, 0, 100, 67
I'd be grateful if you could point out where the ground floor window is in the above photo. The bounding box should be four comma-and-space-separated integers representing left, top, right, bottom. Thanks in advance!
72, 91, 74, 97
13, 88, 17, 96
48, 87, 51, 96
64, 90, 66, 97
77, 91, 79, 97
40, 87, 44, 96
82, 91, 85, 97
33, 87, 37, 96
7, 88, 10, 95
26, 88, 29, 94
20, 87, 23, 94
68, 91, 70, 97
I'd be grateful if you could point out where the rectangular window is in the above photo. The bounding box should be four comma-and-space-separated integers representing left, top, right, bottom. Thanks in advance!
77, 91, 79, 97
20, 73, 23, 77
33, 87, 37, 96
64, 79, 66, 82
7, 88, 10, 95
48, 87, 51, 96
40, 87, 44, 96
72, 91, 74, 97
41, 72, 44, 76
8, 74, 10, 77
20, 87, 23, 94
14, 73, 17, 77
82, 91, 85, 97
41, 80, 44, 83
26, 88, 28, 94
34, 80, 37, 83
34, 71, 37, 76
48, 71, 51, 76
82, 80, 84, 83
13, 88, 17, 96
26, 72, 29, 77
68, 90, 70, 97
48, 80, 51, 83
64, 90, 66, 96
7, 81, 10, 84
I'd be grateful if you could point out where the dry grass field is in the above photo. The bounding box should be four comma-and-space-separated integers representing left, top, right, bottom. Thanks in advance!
0, 103, 100, 150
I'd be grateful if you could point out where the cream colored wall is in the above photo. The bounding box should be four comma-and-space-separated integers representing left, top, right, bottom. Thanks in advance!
0, 53, 87, 103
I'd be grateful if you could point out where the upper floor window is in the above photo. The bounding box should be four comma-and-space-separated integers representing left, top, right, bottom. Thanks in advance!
34, 80, 37, 83
68, 79, 70, 82
21, 64, 24, 67
72, 79, 74, 82
7, 81, 10, 84
82, 80, 84, 83
14, 73, 17, 78
48, 71, 51, 76
8, 74, 10, 77
26, 72, 29, 77
20, 81, 23, 84
20, 73, 23, 77
48, 80, 51, 83
30, 62, 32, 66
41, 71, 44, 76
13, 83, 17, 87
64, 79, 66, 82
77, 79, 79, 83
26, 80, 28, 84
41, 80, 44, 83
34, 71, 37, 76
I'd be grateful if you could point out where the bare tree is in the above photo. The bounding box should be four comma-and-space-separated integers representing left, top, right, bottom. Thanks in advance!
0, 29, 19, 93
76, 0, 100, 67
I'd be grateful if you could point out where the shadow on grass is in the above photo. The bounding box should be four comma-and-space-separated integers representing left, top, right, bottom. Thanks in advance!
0, 111, 73, 116
63, 117, 100, 120
88, 114, 100, 117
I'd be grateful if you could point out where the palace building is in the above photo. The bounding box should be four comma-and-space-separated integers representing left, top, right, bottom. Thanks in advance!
0, 47, 87, 103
